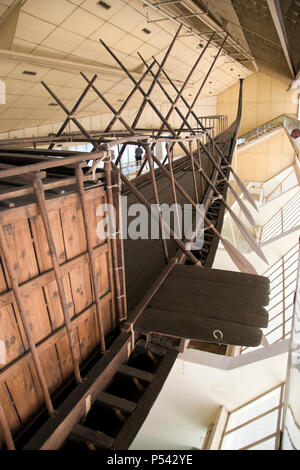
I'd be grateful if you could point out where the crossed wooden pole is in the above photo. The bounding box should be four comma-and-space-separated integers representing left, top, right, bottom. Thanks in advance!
40, 26, 267, 269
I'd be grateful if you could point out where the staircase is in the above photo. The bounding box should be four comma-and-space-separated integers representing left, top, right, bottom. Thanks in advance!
237, 114, 300, 153
61, 340, 177, 451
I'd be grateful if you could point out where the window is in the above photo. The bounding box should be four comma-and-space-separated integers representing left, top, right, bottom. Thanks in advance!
220, 385, 284, 450
260, 192, 300, 244
242, 244, 299, 353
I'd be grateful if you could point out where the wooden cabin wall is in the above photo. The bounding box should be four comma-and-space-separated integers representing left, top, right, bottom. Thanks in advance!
0, 185, 117, 447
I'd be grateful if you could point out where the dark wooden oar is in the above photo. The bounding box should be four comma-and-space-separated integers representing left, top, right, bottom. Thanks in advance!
152, 57, 258, 210
199, 168, 268, 263
134, 51, 257, 229
197, 139, 258, 229
150, 153, 259, 274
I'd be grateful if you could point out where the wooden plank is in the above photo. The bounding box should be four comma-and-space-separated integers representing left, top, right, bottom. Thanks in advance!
112, 350, 177, 450
76, 305, 98, 364
0, 292, 112, 384
0, 243, 108, 310
60, 202, 87, 260
0, 186, 106, 226
96, 391, 136, 414
39, 343, 64, 396
0, 382, 20, 447
148, 286, 269, 328
118, 364, 155, 383
23, 332, 131, 450
55, 332, 80, 382
18, 288, 52, 345
0, 304, 25, 368
94, 251, 110, 297
101, 296, 114, 337
171, 264, 270, 291
4, 363, 43, 425
85, 195, 106, 248
70, 424, 114, 449
68, 263, 92, 315
30, 211, 66, 273
43, 274, 75, 330
0, 262, 7, 294
136, 308, 263, 347
2, 219, 39, 284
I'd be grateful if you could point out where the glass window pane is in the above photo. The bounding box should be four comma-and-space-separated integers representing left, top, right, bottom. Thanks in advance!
248, 436, 277, 450
267, 328, 283, 343
222, 410, 279, 450
226, 389, 281, 432
269, 292, 283, 308
268, 314, 284, 330
268, 303, 283, 318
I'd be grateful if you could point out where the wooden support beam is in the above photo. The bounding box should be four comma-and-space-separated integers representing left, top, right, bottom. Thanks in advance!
112, 351, 177, 450
23, 333, 131, 450
96, 391, 136, 414
33, 175, 82, 384
69, 424, 114, 449
118, 364, 155, 383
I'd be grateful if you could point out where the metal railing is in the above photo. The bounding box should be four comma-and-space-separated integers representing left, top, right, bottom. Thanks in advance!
281, 241, 300, 450
219, 384, 285, 450
242, 244, 299, 354
237, 114, 300, 150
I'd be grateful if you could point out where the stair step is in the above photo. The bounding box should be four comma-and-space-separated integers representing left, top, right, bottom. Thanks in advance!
70, 424, 114, 449
96, 391, 137, 414
118, 364, 155, 383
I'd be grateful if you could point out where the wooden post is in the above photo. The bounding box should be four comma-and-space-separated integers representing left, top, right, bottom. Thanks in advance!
48, 75, 98, 150
99, 39, 192, 163
146, 144, 169, 264
197, 138, 204, 197
189, 141, 199, 204
0, 400, 15, 450
0, 220, 55, 415
76, 165, 106, 352
136, 33, 215, 176
104, 60, 157, 135
149, 153, 259, 274
114, 170, 128, 320
104, 158, 125, 322
166, 143, 181, 238
110, 161, 200, 265
33, 175, 82, 384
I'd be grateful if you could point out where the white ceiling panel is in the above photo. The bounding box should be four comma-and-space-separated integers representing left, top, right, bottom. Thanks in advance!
0, 0, 253, 133
22, 0, 77, 26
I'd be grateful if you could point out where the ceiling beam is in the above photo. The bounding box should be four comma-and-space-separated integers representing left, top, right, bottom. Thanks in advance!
0, 47, 181, 88
267, 0, 295, 78
0, 0, 21, 50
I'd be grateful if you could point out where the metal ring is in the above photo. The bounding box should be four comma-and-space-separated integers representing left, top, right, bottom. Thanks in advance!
213, 330, 224, 340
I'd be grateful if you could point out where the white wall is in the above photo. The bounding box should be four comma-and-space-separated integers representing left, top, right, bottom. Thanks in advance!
130, 352, 288, 450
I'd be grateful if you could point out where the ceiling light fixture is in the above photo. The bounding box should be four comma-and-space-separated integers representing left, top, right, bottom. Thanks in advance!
23, 70, 37, 76
98, 1, 111, 9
